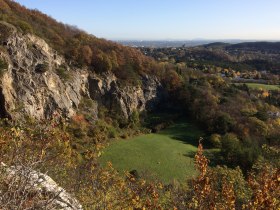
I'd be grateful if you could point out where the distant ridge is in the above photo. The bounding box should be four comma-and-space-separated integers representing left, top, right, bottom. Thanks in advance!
226, 42, 280, 52
117, 39, 280, 48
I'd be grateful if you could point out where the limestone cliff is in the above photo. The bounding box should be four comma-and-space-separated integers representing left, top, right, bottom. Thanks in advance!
88, 72, 162, 119
0, 22, 162, 120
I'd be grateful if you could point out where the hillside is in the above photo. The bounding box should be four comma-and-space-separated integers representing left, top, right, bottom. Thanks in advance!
226, 41, 280, 53
141, 41, 280, 74
0, 0, 160, 84
0, 0, 166, 121
0, 1, 279, 209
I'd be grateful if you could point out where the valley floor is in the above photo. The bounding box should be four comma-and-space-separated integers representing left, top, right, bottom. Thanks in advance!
99, 120, 216, 183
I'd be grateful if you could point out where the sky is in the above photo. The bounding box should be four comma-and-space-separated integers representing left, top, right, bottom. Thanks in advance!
15, 0, 280, 41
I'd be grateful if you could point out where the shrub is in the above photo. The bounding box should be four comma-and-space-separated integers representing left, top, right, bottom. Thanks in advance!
107, 126, 117, 138
128, 110, 140, 128
56, 65, 71, 81
114, 63, 141, 86
209, 133, 222, 148
16, 20, 33, 34
0, 58, 8, 77
0, 121, 277, 209
248, 117, 269, 137
92, 50, 112, 73
120, 132, 129, 139
0, 21, 14, 42
246, 162, 280, 209
0, 118, 82, 208
213, 113, 235, 134
79, 98, 95, 109
210, 166, 252, 206
35, 62, 49, 73
0, 162, 67, 209
67, 114, 89, 138
188, 142, 279, 209
221, 133, 261, 171
152, 122, 169, 133
221, 133, 241, 163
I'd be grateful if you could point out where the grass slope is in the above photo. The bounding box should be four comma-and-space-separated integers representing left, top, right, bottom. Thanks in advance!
236, 83, 280, 91
99, 121, 205, 183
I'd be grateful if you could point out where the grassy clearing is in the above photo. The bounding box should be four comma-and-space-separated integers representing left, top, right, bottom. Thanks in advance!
99, 120, 209, 183
236, 83, 280, 91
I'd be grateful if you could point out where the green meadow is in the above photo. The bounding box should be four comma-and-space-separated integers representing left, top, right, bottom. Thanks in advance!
236, 83, 280, 91
99, 121, 211, 183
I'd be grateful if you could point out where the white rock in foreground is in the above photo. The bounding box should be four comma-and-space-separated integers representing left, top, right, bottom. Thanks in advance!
0, 162, 83, 210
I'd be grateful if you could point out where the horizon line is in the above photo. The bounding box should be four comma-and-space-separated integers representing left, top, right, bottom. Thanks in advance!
111, 38, 280, 42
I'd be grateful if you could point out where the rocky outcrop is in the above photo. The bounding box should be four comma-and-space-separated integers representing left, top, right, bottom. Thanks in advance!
0, 162, 83, 210
0, 22, 88, 120
0, 22, 163, 120
88, 72, 163, 119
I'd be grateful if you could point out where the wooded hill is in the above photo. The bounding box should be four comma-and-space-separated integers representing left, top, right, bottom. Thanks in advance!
0, 0, 160, 85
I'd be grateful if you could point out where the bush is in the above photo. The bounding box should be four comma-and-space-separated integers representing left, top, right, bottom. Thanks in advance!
120, 132, 129, 139
152, 122, 169, 133
35, 62, 49, 73
72, 127, 87, 138
210, 166, 252, 207
56, 65, 71, 81
128, 110, 140, 128
213, 112, 236, 134
107, 126, 117, 138
221, 133, 241, 163
0, 120, 277, 209
248, 117, 269, 137
114, 63, 141, 86
210, 133, 222, 148
16, 20, 33, 34
0, 21, 14, 42
221, 133, 261, 171
92, 51, 112, 73
0, 58, 8, 77
79, 98, 95, 109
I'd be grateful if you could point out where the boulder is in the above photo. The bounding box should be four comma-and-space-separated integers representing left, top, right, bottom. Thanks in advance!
0, 162, 83, 210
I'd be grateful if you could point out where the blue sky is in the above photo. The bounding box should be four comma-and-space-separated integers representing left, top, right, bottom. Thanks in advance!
15, 0, 280, 40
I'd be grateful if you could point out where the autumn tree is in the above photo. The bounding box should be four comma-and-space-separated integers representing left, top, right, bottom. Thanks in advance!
79, 45, 93, 65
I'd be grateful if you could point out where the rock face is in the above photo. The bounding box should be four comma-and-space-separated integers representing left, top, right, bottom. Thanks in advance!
0, 22, 163, 120
0, 22, 88, 120
88, 72, 162, 119
0, 163, 83, 210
